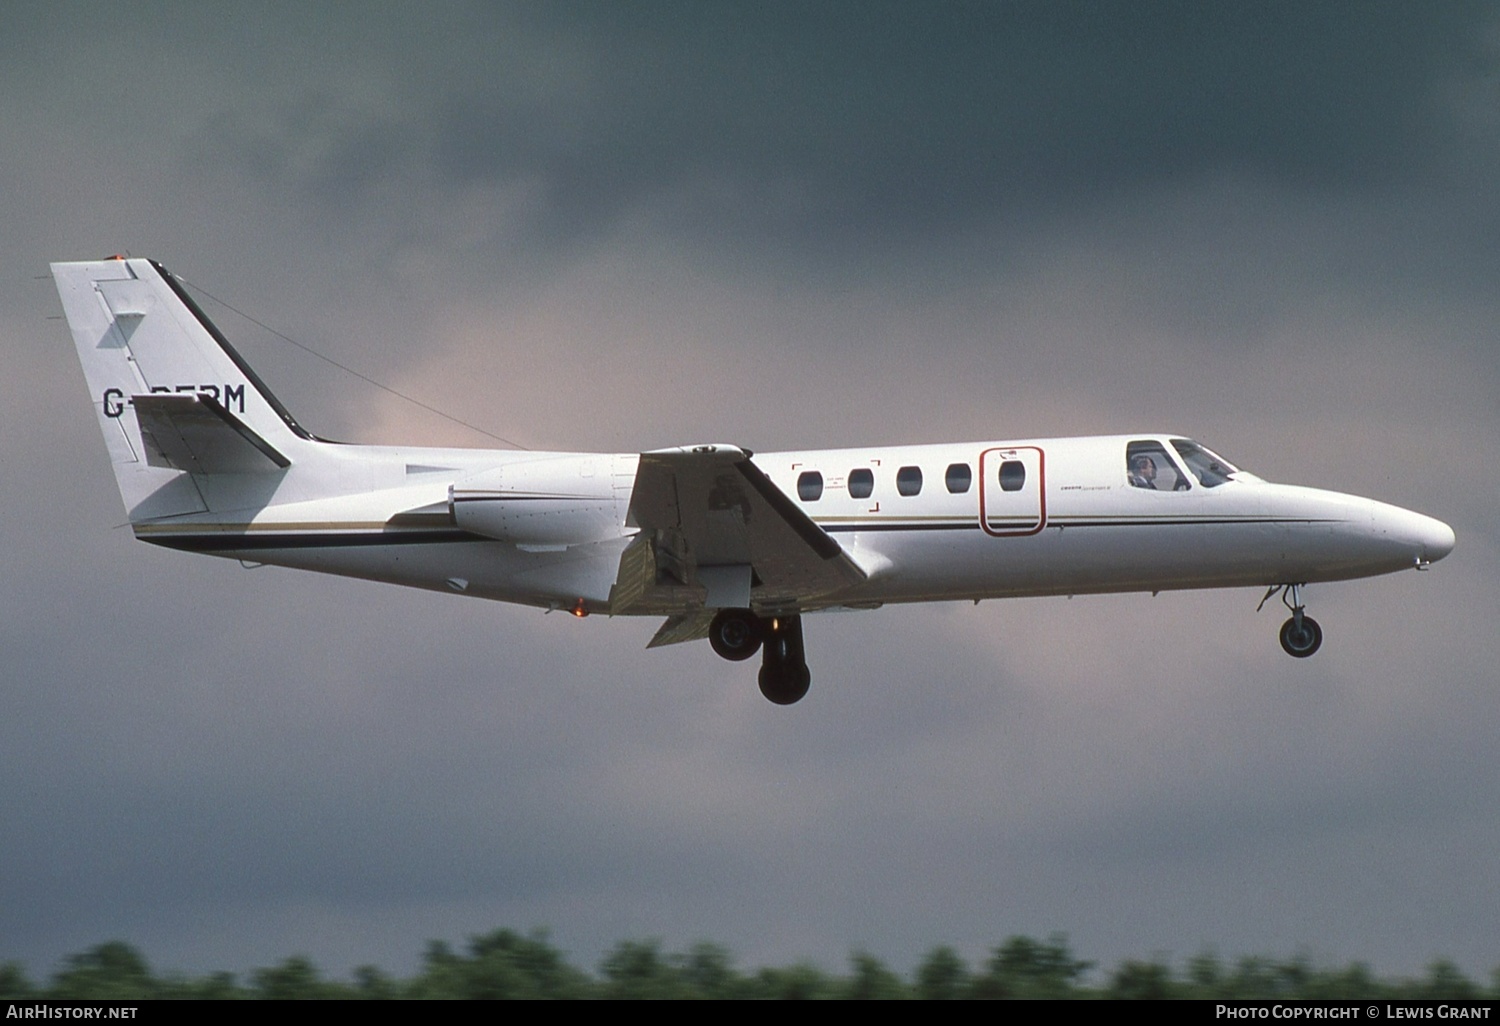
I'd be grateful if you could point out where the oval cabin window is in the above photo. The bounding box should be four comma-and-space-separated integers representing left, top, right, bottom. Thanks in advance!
897, 466, 923, 496
797, 471, 824, 501
945, 462, 972, 494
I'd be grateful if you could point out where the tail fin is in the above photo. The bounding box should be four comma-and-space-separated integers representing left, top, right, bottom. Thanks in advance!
52, 257, 313, 521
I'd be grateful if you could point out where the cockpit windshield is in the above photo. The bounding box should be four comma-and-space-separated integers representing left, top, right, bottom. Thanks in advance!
1170, 439, 1239, 488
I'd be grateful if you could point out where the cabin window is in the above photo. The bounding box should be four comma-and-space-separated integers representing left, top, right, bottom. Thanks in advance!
797, 471, 824, 501
945, 462, 972, 494
1126, 440, 1190, 491
999, 460, 1025, 492
848, 467, 874, 499
896, 466, 923, 496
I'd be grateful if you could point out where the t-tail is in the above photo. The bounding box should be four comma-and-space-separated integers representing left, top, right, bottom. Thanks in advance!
52, 257, 319, 522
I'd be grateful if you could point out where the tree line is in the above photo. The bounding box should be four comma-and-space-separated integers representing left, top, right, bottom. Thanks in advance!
3, 932, 1494, 1000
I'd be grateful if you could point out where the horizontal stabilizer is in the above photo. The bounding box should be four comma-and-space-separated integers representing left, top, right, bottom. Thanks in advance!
134, 393, 290, 474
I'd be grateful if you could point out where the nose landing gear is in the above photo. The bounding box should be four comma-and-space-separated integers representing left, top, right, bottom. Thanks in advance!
1260, 583, 1323, 658
1279, 613, 1323, 658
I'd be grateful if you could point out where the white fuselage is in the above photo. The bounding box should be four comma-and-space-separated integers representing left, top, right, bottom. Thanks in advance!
134, 433, 1454, 616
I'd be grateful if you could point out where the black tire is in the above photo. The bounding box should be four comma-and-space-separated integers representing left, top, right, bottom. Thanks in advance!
1279, 615, 1323, 658
709, 609, 763, 661
758, 663, 811, 705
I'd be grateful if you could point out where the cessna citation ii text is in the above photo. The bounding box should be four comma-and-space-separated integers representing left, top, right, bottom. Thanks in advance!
54, 258, 1456, 704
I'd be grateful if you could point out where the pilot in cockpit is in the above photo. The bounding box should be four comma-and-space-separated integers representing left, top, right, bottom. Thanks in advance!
1128, 454, 1158, 489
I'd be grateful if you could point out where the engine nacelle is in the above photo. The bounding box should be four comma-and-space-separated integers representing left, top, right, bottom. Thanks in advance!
450, 455, 632, 547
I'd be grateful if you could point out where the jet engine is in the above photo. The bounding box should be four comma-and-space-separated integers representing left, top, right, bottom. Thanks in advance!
449, 456, 632, 547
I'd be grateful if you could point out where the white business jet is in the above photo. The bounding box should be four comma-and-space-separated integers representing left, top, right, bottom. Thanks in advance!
53, 257, 1455, 704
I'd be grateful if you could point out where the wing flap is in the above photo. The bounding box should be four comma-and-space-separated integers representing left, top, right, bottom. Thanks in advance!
133, 393, 290, 474
647, 611, 717, 648
613, 444, 865, 616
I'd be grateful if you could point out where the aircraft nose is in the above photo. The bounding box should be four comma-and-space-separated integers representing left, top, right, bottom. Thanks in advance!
1373, 503, 1455, 566
1422, 516, 1457, 564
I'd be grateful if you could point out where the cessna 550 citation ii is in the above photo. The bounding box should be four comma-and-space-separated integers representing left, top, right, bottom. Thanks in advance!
54, 257, 1456, 704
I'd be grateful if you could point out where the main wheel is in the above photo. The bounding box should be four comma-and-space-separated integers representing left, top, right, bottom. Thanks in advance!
1279, 615, 1323, 658
709, 609, 763, 661
758, 663, 811, 705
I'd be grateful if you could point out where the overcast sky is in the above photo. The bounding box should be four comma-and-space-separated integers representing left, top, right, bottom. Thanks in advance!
3, 1, 1498, 982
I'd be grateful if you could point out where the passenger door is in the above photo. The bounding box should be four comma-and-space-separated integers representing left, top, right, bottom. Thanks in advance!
979, 446, 1045, 536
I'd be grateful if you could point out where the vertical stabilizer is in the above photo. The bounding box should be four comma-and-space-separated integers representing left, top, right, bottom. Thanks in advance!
52, 257, 310, 521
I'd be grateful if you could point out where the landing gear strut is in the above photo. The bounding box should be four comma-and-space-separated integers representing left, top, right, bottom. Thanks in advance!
1260, 583, 1322, 658
705, 609, 812, 704
757, 615, 811, 705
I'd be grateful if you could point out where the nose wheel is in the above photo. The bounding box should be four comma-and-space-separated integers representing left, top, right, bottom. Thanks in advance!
1261, 583, 1323, 658
1278, 612, 1322, 657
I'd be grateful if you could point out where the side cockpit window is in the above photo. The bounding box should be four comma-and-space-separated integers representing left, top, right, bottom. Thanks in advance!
1126, 440, 1190, 491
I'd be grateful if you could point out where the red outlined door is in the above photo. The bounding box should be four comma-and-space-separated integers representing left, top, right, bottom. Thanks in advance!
979, 446, 1045, 537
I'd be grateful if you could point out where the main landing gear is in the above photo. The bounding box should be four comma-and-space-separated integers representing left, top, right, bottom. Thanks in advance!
708, 608, 811, 705
1259, 583, 1323, 659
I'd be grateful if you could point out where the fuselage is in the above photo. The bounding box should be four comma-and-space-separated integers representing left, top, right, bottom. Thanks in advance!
134, 432, 1455, 616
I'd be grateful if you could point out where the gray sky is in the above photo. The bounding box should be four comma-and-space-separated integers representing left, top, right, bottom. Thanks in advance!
3, 1, 1498, 982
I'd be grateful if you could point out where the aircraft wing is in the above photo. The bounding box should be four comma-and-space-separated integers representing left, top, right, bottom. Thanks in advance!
133, 393, 290, 474
612, 444, 866, 621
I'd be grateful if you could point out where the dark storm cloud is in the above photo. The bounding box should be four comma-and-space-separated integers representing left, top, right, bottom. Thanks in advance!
205, 2, 1489, 255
